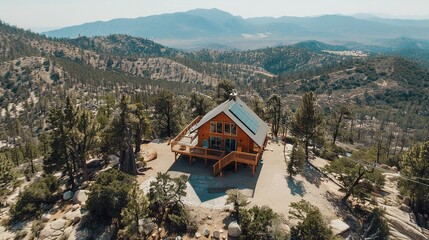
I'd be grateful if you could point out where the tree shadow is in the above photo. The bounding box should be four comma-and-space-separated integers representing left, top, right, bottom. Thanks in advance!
301, 164, 322, 188
286, 176, 306, 197
167, 155, 261, 203
324, 191, 349, 217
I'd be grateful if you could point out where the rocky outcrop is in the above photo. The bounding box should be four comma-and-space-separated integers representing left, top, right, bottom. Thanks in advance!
40, 218, 69, 240
383, 205, 428, 240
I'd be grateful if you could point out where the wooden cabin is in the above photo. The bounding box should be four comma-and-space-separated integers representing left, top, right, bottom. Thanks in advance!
171, 93, 269, 176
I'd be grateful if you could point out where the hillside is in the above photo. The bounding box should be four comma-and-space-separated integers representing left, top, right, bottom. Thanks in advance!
2, 19, 429, 240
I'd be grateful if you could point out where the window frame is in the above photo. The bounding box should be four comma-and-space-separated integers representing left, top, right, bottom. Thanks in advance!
224, 123, 237, 136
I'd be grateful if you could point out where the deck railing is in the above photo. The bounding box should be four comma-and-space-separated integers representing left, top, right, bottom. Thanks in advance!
170, 116, 202, 151
213, 151, 260, 176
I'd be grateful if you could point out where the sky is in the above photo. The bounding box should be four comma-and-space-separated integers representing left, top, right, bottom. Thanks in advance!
1, 0, 429, 32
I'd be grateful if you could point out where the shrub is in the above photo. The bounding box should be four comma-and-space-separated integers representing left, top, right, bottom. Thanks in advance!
239, 205, 281, 240
289, 200, 332, 240
10, 175, 59, 221
87, 169, 135, 223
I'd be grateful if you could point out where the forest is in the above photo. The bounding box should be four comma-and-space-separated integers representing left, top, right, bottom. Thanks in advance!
0, 20, 428, 239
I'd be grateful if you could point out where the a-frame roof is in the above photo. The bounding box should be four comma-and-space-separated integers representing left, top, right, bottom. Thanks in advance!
191, 96, 269, 147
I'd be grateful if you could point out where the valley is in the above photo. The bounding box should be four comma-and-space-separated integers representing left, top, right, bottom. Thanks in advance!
0, 12, 429, 240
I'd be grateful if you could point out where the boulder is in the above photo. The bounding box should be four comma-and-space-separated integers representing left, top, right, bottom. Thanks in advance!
203, 228, 210, 237
399, 204, 411, 213
145, 149, 158, 161
330, 219, 350, 236
175, 236, 182, 240
228, 221, 242, 237
64, 209, 82, 221
41, 213, 51, 222
402, 196, 411, 206
40, 218, 67, 239
195, 232, 201, 238
391, 166, 398, 172
63, 191, 73, 201
73, 190, 89, 204
213, 230, 220, 239
64, 226, 73, 238
379, 164, 391, 170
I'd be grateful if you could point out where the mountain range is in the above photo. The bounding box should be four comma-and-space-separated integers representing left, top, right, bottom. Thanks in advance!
43, 8, 429, 50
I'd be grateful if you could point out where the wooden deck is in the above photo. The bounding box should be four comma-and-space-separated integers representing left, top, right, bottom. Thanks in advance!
171, 116, 264, 176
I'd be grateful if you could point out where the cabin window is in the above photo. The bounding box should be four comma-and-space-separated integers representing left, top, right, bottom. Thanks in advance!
210, 122, 216, 133
224, 123, 237, 135
210, 136, 222, 149
210, 121, 223, 134
217, 122, 223, 134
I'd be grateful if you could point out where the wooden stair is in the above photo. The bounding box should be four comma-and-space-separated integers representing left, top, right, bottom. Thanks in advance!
213, 152, 235, 176
213, 151, 260, 176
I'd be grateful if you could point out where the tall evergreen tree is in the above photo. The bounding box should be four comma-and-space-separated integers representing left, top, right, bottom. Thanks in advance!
153, 90, 182, 138
291, 92, 323, 162
266, 94, 282, 139
399, 141, 429, 213
287, 143, 305, 178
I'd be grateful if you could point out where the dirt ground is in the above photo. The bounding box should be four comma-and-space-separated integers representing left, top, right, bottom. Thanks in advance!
137, 140, 343, 239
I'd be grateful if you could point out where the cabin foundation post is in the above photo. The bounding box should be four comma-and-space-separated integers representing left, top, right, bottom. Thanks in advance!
174, 153, 178, 161
235, 162, 237, 172
205, 158, 207, 166
252, 165, 255, 176
189, 156, 192, 165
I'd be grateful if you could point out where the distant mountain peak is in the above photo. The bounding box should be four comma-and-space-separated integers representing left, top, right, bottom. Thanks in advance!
43, 9, 429, 50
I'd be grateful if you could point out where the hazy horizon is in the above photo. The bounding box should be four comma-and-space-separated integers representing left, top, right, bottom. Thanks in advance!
1, 0, 429, 32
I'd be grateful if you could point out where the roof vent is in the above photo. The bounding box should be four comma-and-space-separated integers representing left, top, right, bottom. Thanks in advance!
229, 91, 238, 100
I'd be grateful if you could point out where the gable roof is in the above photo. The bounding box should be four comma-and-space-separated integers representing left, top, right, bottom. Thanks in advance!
191, 97, 268, 147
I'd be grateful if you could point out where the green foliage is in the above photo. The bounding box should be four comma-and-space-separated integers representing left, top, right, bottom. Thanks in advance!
87, 169, 135, 223
239, 205, 279, 240
362, 208, 389, 240
10, 175, 59, 221
291, 92, 323, 161
324, 150, 385, 203
249, 96, 265, 120
189, 92, 213, 118
399, 141, 429, 213
287, 143, 306, 177
216, 79, 235, 102
226, 189, 249, 222
148, 172, 188, 232
153, 90, 183, 138
119, 186, 150, 239
289, 200, 333, 240
0, 156, 16, 192
266, 94, 282, 138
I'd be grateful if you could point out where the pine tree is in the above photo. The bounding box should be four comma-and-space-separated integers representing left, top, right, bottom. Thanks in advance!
399, 141, 429, 213
266, 94, 282, 139
291, 92, 323, 162
119, 186, 150, 239
287, 143, 305, 178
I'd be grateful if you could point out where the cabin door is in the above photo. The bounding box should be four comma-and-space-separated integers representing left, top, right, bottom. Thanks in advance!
225, 138, 237, 152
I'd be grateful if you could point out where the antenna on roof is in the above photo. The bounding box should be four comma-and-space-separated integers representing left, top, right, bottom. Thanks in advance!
229, 89, 238, 101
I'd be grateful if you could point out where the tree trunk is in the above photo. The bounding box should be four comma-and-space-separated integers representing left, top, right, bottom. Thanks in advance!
81, 156, 89, 181
305, 140, 309, 163
332, 112, 343, 145
341, 166, 367, 203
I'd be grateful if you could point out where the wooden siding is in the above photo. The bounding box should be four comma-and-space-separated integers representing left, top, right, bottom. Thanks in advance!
197, 112, 255, 153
